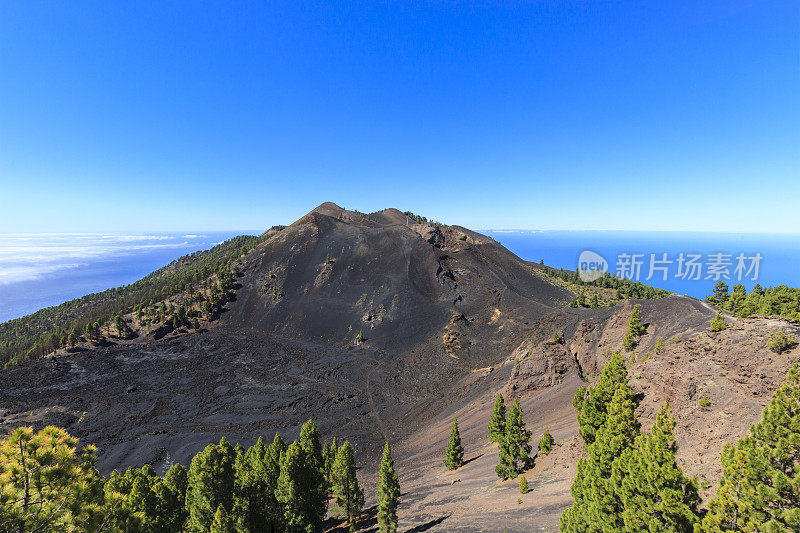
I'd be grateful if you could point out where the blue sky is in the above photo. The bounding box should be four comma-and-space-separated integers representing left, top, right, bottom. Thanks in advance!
1, 1, 798, 233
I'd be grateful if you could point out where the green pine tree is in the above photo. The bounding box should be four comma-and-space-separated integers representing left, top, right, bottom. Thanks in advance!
0, 426, 107, 533
210, 505, 235, 533
496, 399, 532, 480
299, 419, 324, 475
489, 394, 507, 444
573, 351, 629, 446
443, 418, 464, 470
157, 463, 188, 532
298, 420, 328, 523
376, 442, 400, 533
103, 465, 158, 531
323, 436, 338, 488
538, 429, 554, 455
699, 363, 800, 531
577, 290, 587, 307
622, 304, 646, 351
129, 472, 159, 530
614, 399, 700, 531
519, 476, 529, 494
331, 441, 364, 532
561, 353, 640, 533
710, 311, 727, 332
561, 386, 640, 532
276, 441, 326, 532
235, 436, 284, 532
322, 438, 334, 486
185, 437, 238, 532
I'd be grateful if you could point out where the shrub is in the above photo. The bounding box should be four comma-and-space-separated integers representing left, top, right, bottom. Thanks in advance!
654, 336, 664, 354
767, 330, 797, 353
699, 396, 711, 408
538, 429, 554, 455
710, 312, 727, 332
519, 476, 529, 494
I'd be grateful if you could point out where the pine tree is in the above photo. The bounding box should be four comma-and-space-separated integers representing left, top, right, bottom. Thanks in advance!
331, 441, 364, 531
129, 470, 159, 530
236, 436, 284, 532
622, 304, 646, 351
210, 505, 235, 533
561, 386, 640, 531
489, 394, 507, 444
323, 436, 338, 486
443, 418, 464, 470
376, 442, 400, 533
573, 351, 629, 446
276, 441, 326, 532
699, 363, 800, 531
710, 311, 727, 332
708, 280, 730, 307
299, 419, 324, 475
157, 463, 188, 532
561, 353, 640, 532
104, 465, 154, 531
614, 399, 700, 531
538, 429, 554, 455
322, 439, 333, 484
185, 437, 238, 531
495, 399, 532, 480
298, 419, 328, 523
265, 433, 287, 531
519, 476, 529, 494
0, 426, 107, 532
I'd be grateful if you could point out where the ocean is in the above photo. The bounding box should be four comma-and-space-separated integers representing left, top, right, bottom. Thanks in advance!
0, 232, 251, 324
483, 230, 800, 299
1, 230, 798, 324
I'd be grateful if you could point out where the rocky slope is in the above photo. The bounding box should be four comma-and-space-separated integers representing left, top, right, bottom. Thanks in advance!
1, 202, 797, 531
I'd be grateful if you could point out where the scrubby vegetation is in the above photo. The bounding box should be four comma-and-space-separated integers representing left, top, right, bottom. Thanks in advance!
0, 234, 270, 368
539, 267, 670, 307
710, 311, 727, 332
767, 330, 797, 354
707, 281, 800, 320
0, 419, 400, 533
401, 210, 440, 225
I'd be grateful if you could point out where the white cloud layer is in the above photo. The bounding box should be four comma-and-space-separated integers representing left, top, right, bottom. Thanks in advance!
0, 233, 193, 285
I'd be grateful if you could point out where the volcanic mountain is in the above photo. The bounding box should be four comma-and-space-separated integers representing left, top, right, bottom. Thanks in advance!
1, 202, 797, 531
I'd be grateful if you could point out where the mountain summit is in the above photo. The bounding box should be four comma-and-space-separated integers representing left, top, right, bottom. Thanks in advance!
1, 203, 797, 531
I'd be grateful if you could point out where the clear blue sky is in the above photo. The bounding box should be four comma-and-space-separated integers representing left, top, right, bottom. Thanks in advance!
1, 1, 798, 233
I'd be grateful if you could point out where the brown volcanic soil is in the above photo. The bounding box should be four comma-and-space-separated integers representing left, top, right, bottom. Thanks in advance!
1, 203, 799, 532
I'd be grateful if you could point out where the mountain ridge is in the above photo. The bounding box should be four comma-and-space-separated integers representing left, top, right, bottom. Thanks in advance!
1, 202, 798, 531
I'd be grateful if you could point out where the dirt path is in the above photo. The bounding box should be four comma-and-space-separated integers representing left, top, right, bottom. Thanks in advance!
365, 365, 390, 443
